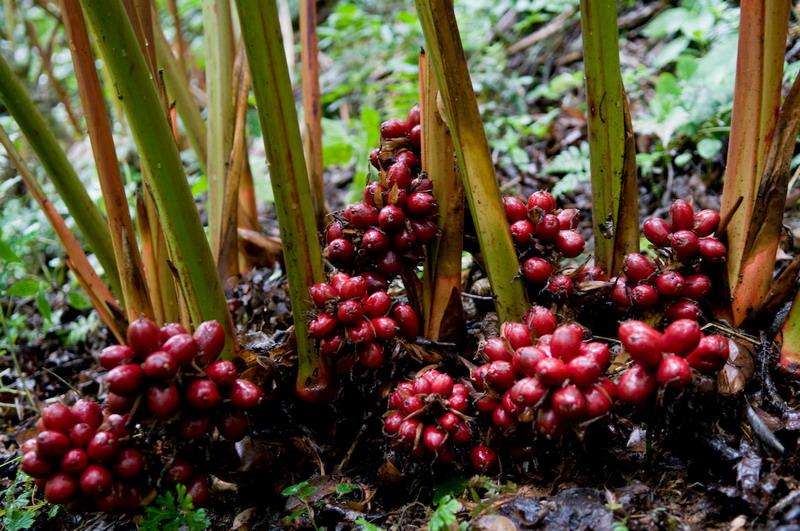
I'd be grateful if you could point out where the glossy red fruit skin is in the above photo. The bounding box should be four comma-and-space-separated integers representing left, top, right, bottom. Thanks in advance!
106, 364, 144, 395
557, 208, 580, 229
206, 360, 238, 387
522, 257, 554, 284
346, 319, 375, 344
358, 342, 384, 368
336, 299, 364, 325
142, 351, 178, 380
230, 379, 263, 409
103, 414, 129, 439
309, 312, 338, 339
42, 403, 76, 434
407, 105, 421, 127
479, 337, 510, 362
666, 299, 702, 321
362, 228, 390, 255
377, 250, 403, 275
69, 423, 94, 448
579, 342, 611, 369
698, 237, 726, 261
513, 346, 547, 376
660, 319, 701, 354
407, 192, 437, 218
524, 306, 557, 336
631, 284, 659, 308
618, 321, 663, 367
99, 345, 135, 370
610, 277, 631, 309
655, 271, 685, 297
70, 399, 102, 429
396, 149, 418, 168
166, 459, 194, 484
37, 430, 70, 458
339, 276, 368, 300
584, 384, 613, 418
551, 384, 587, 420
113, 448, 145, 478
380, 118, 410, 139
550, 323, 584, 361
470, 445, 498, 472
392, 304, 420, 339
422, 426, 447, 452
670, 230, 700, 259
682, 274, 711, 299
657, 354, 692, 388
187, 475, 210, 507
325, 221, 345, 243
536, 408, 563, 438
510, 220, 535, 246
387, 162, 413, 189
309, 282, 337, 307
686, 335, 729, 373
44, 473, 78, 504
162, 334, 199, 366
535, 356, 568, 385
486, 361, 516, 390
79, 464, 113, 496
502, 322, 532, 350
186, 379, 221, 410
566, 355, 602, 386
546, 274, 574, 298
556, 230, 585, 257
510, 377, 546, 406
623, 253, 657, 282
161, 322, 188, 340
60, 448, 89, 474
492, 406, 515, 428
180, 416, 210, 439
21, 451, 51, 477
437, 412, 460, 432
670, 199, 694, 231
378, 204, 405, 232
194, 320, 226, 363
409, 125, 421, 149
104, 392, 134, 414
220, 412, 249, 441
127, 317, 162, 355
146, 384, 180, 419
326, 238, 355, 265
428, 372, 454, 396
643, 217, 672, 246
87, 431, 119, 463
527, 190, 556, 212
534, 214, 560, 241
397, 418, 422, 444
502, 196, 528, 222
693, 209, 720, 236
363, 291, 392, 317
616, 363, 657, 404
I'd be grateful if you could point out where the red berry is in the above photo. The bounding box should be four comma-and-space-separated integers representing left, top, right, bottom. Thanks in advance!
187, 475, 210, 507
376, 250, 403, 275
546, 274, 574, 298
346, 319, 375, 343
657, 354, 692, 388
492, 406, 515, 428
438, 412, 460, 431
428, 372, 454, 396
205, 360, 238, 387
698, 237, 726, 261
60, 448, 89, 474
610, 277, 631, 309
392, 304, 420, 339
162, 334, 199, 366
501, 322, 532, 350
557, 208, 580, 229
392, 228, 416, 251
422, 426, 447, 452
407, 192, 437, 217
486, 361, 516, 390
470, 445, 497, 472
326, 238, 356, 264
482, 338, 513, 362
686, 335, 729, 373
666, 299, 702, 321
325, 220, 345, 243
186, 379, 221, 410
660, 319, 701, 354
180, 416, 210, 439
69, 423, 94, 448
380, 118, 410, 139
579, 341, 611, 369
535, 357, 568, 385
512, 346, 547, 376
338, 276, 368, 300
474, 394, 498, 413
384, 412, 404, 435
642, 217, 671, 246
555, 230, 585, 257
387, 162, 412, 188
502, 196, 528, 222
160, 322, 188, 340
510, 220, 534, 246
523, 306, 557, 336
407, 106, 421, 127
361, 228, 390, 255
36, 430, 70, 458
631, 284, 659, 308
230, 379, 263, 409
584, 384, 613, 418
451, 422, 472, 444
80, 465, 112, 496
398, 418, 421, 444
146, 384, 180, 419
106, 364, 143, 395
550, 323, 584, 361
402, 394, 425, 415
396, 149, 418, 168
44, 473, 78, 504
357, 342, 384, 368
534, 214, 560, 241
448, 393, 468, 412
194, 320, 226, 363
337, 299, 364, 325
219, 412, 249, 441
551, 384, 587, 420
566, 355, 602, 386
87, 431, 119, 463
127, 317, 161, 355
693, 209, 720, 236
623, 253, 656, 282
618, 321, 662, 367
309, 283, 337, 307
670, 199, 694, 231
309, 312, 338, 338
527, 190, 556, 212
378, 205, 405, 232
409, 125, 421, 149
319, 335, 344, 355
99, 345, 135, 370
655, 271, 685, 297
70, 399, 102, 429
616, 363, 657, 404
104, 392, 134, 414
682, 274, 711, 299
509, 377, 546, 406
410, 219, 438, 243
670, 230, 699, 259
166, 459, 194, 484
21, 451, 51, 477
412, 376, 431, 395
522, 257, 554, 284
42, 403, 76, 434
142, 351, 178, 380
113, 448, 145, 478
363, 291, 392, 317
536, 409, 563, 438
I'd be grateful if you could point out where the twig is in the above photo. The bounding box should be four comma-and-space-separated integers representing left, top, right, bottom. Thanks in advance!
334, 412, 372, 474
745, 402, 785, 454
507, 6, 577, 55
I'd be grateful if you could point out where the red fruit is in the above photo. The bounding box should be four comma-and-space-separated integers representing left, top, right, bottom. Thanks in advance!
642, 217, 671, 246
325, 221, 345, 243
392, 304, 420, 339
37, 430, 70, 458
220, 412, 249, 441
660, 319, 701, 354
523, 306, 557, 336
206, 360, 238, 387
396, 149, 418, 168
698, 237, 726, 261
550, 323, 584, 361
509, 377, 546, 406
409, 124, 421, 149
437, 412, 460, 431
509, 219, 534, 245
535, 357, 568, 385
160, 322, 188, 340
502, 322, 532, 350
413, 177, 434, 193
471, 364, 490, 391
380, 118, 409, 139
358, 342, 385, 368
146, 384, 180, 419
339, 276, 368, 300
482, 338, 513, 362
512, 346, 547, 376
610, 277, 631, 309
546, 274, 574, 298
335, 299, 363, 325
187, 475, 210, 507
502, 196, 528, 222
21, 451, 51, 477
376, 250, 403, 275
320, 335, 344, 356
87, 431, 119, 463
106, 364, 143, 395
384, 412, 404, 435
363, 291, 392, 317
492, 406, 514, 428
364, 273, 390, 293
103, 414, 129, 439
522, 257, 554, 284
345, 319, 374, 344
448, 392, 468, 412
656, 272, 685, 297
166, 459, 194, 484
631, 284, 659, 308
407, 192, 437, 217
180, 416, 210, 439
402, 394, 425, 415
584, 384, 613, 418
44, 473, 78, 504
556, 230, 585, 257
60, 448, 89, 474
470, 445, 497, 473
452, 422, 472, 444
693, 209, 720, 236
486, 361, 516, 390
428, 372, 454, 396
422, 426, 447, 452
618, 321, 662, 367
657, 354, 692, 388
623, 253, 656, 282
566, 355, 602, 386
616, 363, 657, 404
113, 448, 144, 478
536, 408, 563, 438
378, 205, 405, 232
309, 312, 338, 339
127, 317, 161, 355
551, 384, 587, 420
410, 219, 438, 243
666, 299, 702, 321
412, 376, 432, 395
325, 238, 356, 264
194, 320, 226, 363
534, 214, 560, 241
370, 317, 396, 341
397, 418, 422, 443
69, 423, 94, 448
682, 274, 711, 299
474, 395, 498, 413
387, 162, 412, 188
99, 345, 135, 370
576, 264, 607, 282
309, 283, 337, 307
186, 380, 221, 410
142, 351, 178, 380
162, 334, 199, 366
392, 228, 417, 251
527, 190, 556, 212
362, 228, 390, 255
686, 335, 729, 373
80, 464, 113, 496
230, 379, 263, 409
670, 199, 694, 231
104, 392, 134, 414
670, 230, 699, 259
579, 342, 611, 369
42, 403, 76, 434
70, 399, 102, 429
557, 208, 580, 229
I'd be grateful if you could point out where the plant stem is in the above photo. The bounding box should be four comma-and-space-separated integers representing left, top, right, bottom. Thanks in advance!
579, 0, 639, 275
414, 0, 528, 323
235, 0, 329, 400
81, 0, 234, 354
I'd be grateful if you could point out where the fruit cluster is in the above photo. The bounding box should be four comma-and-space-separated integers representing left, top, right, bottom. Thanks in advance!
101, 317, 263, 442
470, 306, 615, 439
323, 106, 438, 280
20, 399, 146, 510
502, 191, 589, 297
309, 272, 420, 368
611, 200, 724, 319
615, 319, 730, 404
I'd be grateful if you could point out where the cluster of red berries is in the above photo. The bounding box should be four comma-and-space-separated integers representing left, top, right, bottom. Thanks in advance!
101, 318, 263, 442
323, 106, 438, 280
308, 272, 420, 368
383, 369, 498, 472
610, 200, 724, 319
615, 319, 730, 404
20, 399, 145, 510
470, 306, 615, 439
502, 191, 588, 297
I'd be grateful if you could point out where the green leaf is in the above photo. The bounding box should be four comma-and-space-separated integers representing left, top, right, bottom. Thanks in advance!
0, 230, 20, 263
355, 517, 382, 531
652, 37, 689, 69
281, 480, 317, 500
335, 483, 357, 496
36, 290, 52, 323
428, 495, 462, 531
8, 279, 41, 298
643, 8, 690, 39
67, 289, 93, 311
696, 138, 723, 160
